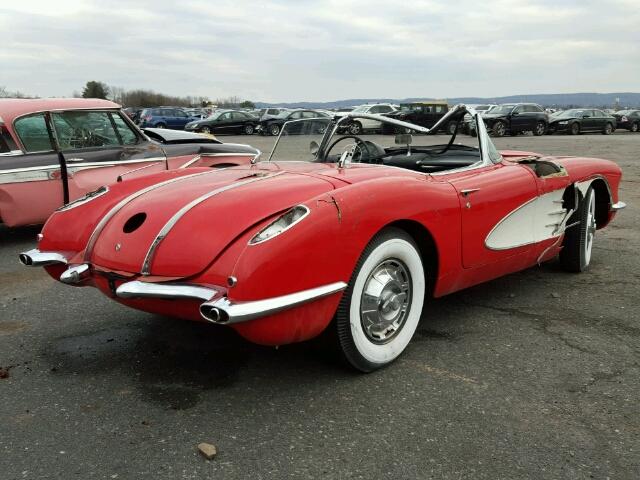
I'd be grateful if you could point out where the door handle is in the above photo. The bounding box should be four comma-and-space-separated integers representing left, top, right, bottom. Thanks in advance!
460, 188, 480, 196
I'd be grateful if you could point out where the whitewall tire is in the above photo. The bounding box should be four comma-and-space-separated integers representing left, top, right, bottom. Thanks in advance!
336, 228, 425, 372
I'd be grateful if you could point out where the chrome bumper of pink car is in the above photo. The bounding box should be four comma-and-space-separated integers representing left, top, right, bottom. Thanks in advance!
199, 282, 347, 325
19, 249, 67, 267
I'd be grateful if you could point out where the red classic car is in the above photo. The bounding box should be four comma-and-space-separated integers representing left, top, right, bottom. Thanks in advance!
0, 98, 259, 227
20, 106, 625, 371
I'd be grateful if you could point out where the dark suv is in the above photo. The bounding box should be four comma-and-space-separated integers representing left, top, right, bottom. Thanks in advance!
481, 103, 548, 137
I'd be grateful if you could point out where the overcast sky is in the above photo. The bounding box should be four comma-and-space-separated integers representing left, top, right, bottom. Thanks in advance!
2, 0, 639, 102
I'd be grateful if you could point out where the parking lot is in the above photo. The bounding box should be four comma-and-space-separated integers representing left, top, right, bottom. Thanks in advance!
1, 132, 638, 479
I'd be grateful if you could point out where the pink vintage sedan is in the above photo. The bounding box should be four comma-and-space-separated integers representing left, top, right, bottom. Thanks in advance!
0, 98, 259, 227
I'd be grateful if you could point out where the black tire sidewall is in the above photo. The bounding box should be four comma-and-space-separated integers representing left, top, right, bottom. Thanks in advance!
560, 187, 595, 272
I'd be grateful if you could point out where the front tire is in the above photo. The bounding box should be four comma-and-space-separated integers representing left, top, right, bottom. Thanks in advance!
269, 124, 281, 136
631, 122, 639, 133
200, 126, 212, 134
569, 122, 580, 135
533, 121, 546, 136
349, 121, 363, 135
492, 121, 506, 137
244, 124, 255, 135
602, 123, 613, 135
559, 187, 596, 272
335, 228, 425, 372
155, 122, 166, 129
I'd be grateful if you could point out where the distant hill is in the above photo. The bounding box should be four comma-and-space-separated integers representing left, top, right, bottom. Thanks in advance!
256, 92, 640, 109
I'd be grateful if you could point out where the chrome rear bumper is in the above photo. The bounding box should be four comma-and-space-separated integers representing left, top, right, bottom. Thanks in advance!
199, 281, 347, 325
116, 281, 217, 301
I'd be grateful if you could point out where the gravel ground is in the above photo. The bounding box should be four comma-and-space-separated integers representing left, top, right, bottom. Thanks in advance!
1, 131, 638, 479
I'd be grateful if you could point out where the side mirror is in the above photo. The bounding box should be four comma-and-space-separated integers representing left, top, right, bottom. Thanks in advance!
309, 140, 319, 155
511, 111, 519, 116
395, 134, 412, 145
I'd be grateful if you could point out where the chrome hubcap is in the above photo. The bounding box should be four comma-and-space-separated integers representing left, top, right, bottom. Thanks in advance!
584, 192, 596, 265
360, 259, 411, 343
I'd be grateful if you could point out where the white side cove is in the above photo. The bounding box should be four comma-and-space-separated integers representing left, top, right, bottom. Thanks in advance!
485, 189, 573, 250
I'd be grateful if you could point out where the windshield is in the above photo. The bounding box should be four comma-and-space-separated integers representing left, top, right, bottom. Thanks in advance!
490, 105, 515, 115
352, 105, 369, 113
475, 105, 491, 111
266, 107, 502, 171
206, 111, 223, 120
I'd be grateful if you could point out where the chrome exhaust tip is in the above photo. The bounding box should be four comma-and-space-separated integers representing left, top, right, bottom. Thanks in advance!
18, 249, 67, 267
200, 304, 229, 324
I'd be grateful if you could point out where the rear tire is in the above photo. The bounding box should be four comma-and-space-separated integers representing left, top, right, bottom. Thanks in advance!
335, 228, 425, 372
631, 122, 639, 133
200, 126, 211, 134
244, 124, 254, 135
602, 123, 613, 135
559, 187, 596, 273
155, 123, 166, 129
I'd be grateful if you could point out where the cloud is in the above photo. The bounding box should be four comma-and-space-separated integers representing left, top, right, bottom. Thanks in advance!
1, 0, 639, 101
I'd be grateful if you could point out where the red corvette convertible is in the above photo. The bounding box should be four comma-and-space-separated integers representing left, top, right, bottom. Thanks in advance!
0, 98, 258, 227
20, 106, 625, 371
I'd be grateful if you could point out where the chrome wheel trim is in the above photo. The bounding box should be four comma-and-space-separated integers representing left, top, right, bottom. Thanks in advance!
359, 259, 412, 344
535, 122, 545, 135
584, 190, 596, 266
493, 122, 505, 136
244, 124, 254, 134
201, 126, 211, 134
270, 124, 280, 135
631, 123, 639, 132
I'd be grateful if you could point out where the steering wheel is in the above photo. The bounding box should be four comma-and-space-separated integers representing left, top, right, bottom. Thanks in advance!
324, 135, 372, 163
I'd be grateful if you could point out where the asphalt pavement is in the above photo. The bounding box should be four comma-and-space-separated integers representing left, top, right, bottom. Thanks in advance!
1, 132, 638, 479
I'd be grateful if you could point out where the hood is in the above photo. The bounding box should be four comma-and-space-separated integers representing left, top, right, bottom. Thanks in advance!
481, 113, 507, 120
549, 115, 578, 123
89, 168, 335, 277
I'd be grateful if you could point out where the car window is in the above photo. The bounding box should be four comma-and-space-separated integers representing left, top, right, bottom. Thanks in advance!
377, 106, 393, 113
14, 114, 54, 152
174, 110, 187, 118
302, 111, 318, 118
369, 106, 381, 114
111, 113, 139, 145
233, 112, 248, 120
289, 112, 303, 119
52, 111, 121, 150
513, 106, 524, 114
219, 112, 232, 120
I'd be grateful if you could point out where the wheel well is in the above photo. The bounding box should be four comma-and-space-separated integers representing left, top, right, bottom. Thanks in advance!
387, 220, 438, 297
590, 179, 611, 228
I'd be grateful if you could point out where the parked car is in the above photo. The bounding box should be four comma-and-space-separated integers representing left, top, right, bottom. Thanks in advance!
185, 109, 259, 135
462, 104, 498, 135
20, 105, 625, 372
257, 109, 330, 136
547, 109, 616, 135
613, 110, 640, 132
338, 103, 398, 134
0, 98, 259, 228
137, 107, 197, 130
384, 101, 458, 134
481, 103, 548, 137
259, 108, 290, 122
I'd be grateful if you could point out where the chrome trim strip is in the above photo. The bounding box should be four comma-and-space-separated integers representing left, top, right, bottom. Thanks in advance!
141, 171, 285, 275
116, 280, 217, 301
611, 201, 626, 211
0, 150, 24, 157
57, 186, 109, 212
200, 281, 347, 325
83, 170, 224, 262
18, 248, 67, 266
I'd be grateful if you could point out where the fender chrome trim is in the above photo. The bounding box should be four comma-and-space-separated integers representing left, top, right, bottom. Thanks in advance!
199, 281, 347, 325
116, 280, 217, 301
18, 249, 67, 266
611, 201, 626, 211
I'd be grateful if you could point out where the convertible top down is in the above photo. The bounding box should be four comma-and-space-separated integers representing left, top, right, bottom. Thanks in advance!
20, 105, 625, 371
